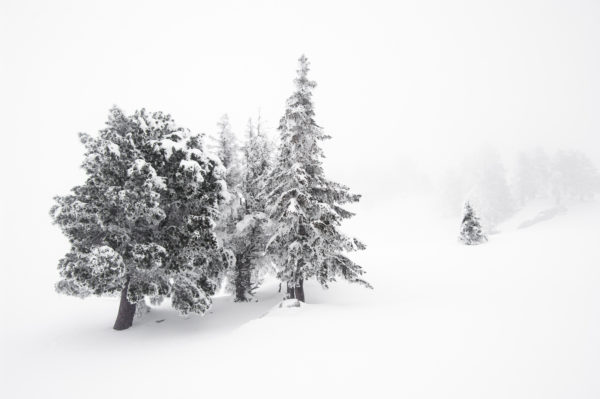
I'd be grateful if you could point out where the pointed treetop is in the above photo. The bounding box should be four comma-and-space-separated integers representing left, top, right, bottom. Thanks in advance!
217, 114, 231, 130
464, 200, 473, 213
459, 200, 487, 245
246, 118, 254, 140
255, 110, 264, 137
295, 54, 316, 92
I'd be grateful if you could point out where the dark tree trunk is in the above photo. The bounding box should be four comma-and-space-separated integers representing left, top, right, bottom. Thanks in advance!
234, 257, 251, 302
287, 279, 305, 302
234, 284, 248, 302
113, 282, 136, 331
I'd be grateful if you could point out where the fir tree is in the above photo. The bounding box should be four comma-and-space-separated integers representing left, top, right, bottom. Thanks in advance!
215, 114, 241, 190
459, 202, 488, 245
50, 107, 230, 330
264, 55, 370, 302
242, 114, 273, 211
212, 114, 246, 300
514, 148, 551, 206
219, 115, 273, 301
552, 150, 600, 203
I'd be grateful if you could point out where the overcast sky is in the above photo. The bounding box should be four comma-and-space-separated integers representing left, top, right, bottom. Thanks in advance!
1, 0, 600, 224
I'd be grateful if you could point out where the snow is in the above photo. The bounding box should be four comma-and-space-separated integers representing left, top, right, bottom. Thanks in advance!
179, 159, 205, 183
127, 159, 167, 190
106, 141, 120, 156
3, 196, 600, 398
127, 158, 148, 174
187, 147, 205, 161
150, 137, 186, 160
89, 246, 124, 277
234, 214, 256, 233
287, 197, 301, 214
518, 205, 568, 229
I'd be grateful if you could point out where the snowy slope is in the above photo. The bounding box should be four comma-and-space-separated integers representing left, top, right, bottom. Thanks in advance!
2, 196, 600, 398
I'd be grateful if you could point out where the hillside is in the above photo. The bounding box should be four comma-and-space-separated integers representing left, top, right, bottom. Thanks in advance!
2, 196, 599, 398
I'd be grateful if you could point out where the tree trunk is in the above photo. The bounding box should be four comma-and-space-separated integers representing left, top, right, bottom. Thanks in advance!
234, 257, 251, 302
287, 279, 305, 302
113, 282, 136, 331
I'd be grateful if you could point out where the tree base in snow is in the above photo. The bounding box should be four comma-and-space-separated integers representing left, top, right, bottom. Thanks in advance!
286, 280, 305, 302
279, 299, 302, 308
459, 236, 489, 246
113, 285, 136, 331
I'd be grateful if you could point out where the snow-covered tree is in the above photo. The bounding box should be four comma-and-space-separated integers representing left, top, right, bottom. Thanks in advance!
551, 150, 600, 203
219, 115, 274, 301
440, 150, 514, 227
469, 150, 515, 230
264, 55, 370, 302
514, 151, 536, 205
212, 113, 244, 226
215, 114, 241, 190
50, 107, 230, 330
459, 202, 488, 245
513, 148, 552, 205
530, 148, 552, 198
242, 114, 273, 211
212, 114, 247, 300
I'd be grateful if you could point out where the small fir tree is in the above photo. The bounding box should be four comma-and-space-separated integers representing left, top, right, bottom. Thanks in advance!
459, 201, 488, 245
264, 55, 370, 302
50, 107, 230, 330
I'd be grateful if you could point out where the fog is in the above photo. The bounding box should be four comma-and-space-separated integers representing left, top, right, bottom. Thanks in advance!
3, 2, 600, 397
3, 0, 600, 203
2, 0, 600, 277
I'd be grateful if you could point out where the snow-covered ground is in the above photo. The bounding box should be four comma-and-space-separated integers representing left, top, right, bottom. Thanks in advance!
2, 195, 600, 398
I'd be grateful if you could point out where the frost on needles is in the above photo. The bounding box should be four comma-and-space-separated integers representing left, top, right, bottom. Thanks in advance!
50, 108, 231, 330
214, 114, 274, 302
263, 55, 371, 301
459, 201, 488, 245
49, 55, 370, 330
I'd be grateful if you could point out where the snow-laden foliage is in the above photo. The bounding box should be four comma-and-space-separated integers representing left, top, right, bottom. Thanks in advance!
242, 115, 274, 211
215, 114, 242, 190
263, 55, 370, 299
215, 115, 274, 301
459, 202, 488, 245
231, 116, 274, 301
50, 107, 230, 321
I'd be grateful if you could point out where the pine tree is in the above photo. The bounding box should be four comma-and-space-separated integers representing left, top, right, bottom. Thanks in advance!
242, 114, 273, 211
459, 202, 488, 245
215, 114, 241, 190
212, 113, 243, 234
50, 107, 230, 330
219, 115, 273, 301
264, 55, 370, 302
552, 150, 600, 203
514, 151, 536, 206
212, 114, 247, 300
514, 148, 552, 206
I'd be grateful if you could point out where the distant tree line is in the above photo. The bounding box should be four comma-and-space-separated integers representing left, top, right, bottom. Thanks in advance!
444, 147, 600, 232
